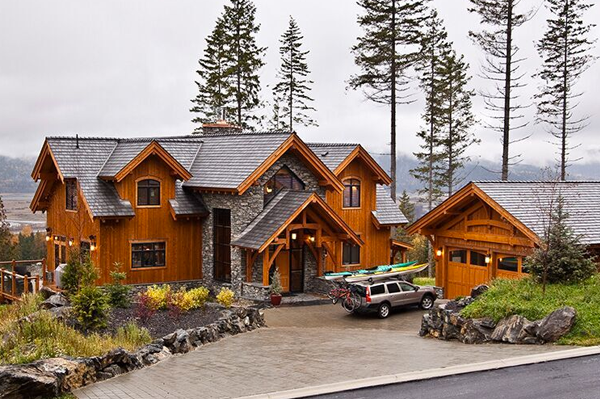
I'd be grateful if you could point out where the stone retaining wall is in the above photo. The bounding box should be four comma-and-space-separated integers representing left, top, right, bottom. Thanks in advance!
0, 305, 265, 399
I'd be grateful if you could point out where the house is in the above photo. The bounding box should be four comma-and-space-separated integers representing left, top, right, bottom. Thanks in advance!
30, 126, 408, 299
407, 181, 600, 299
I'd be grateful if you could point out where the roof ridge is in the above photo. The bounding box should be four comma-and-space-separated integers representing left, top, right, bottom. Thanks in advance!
200, 130, 291, 137
47, 135, 203, 142
474, 180, 600, 184
307, 142, 360, 147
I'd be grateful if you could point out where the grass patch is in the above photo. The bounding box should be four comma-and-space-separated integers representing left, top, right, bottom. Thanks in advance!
461, 275, 600, 346
0, 294, 152, 365
413, 277, 436, 286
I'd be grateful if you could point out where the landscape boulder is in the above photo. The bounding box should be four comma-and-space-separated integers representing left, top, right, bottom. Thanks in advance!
39, 286, 58, 300
537, 306, 577, 343
40, 293, 69, 310
470, 284, 489, 299
491, 315, 530, 344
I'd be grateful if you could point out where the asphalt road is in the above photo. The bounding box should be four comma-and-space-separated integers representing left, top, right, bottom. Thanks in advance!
313, 354, 600, 399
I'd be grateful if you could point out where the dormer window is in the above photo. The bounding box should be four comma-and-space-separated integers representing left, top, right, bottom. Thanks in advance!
343, 178, 361, 208
264, 166, 305, 204
137, 179, 161, 207
66, 179, 78, 211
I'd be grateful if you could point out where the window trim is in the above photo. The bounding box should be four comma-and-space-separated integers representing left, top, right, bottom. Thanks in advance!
342, 177, 361, 209
136, 177, 162, 208
342, 241, 361, 266
65, 179, 78, 212
130, 240, 168, 271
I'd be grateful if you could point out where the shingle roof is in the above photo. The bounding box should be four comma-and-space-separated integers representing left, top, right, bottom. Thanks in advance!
475, 181, 600, 245
169, 182, 208, 216
307, 143, 358, 171
232, 190, 313, 250
372, 185, 408, 226
185, 132, 292, 189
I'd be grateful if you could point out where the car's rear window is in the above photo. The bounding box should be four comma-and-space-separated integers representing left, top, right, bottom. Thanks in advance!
386, 283, 400, 293
370, 285, 385, 295
353, 285, 367, 297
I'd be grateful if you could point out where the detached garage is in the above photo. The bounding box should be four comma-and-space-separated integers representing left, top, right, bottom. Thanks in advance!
407, 181, 600, 299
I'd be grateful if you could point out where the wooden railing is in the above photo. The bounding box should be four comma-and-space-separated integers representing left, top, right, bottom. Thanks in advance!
0, 259, 45, 302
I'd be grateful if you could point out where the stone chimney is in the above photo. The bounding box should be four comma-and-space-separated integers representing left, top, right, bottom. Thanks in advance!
201, 119, 243, 136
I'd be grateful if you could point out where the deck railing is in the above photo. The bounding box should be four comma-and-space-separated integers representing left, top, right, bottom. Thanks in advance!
0, 259, 45, 302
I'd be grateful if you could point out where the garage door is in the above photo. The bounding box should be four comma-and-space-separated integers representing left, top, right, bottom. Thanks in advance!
446, 249, 490, 299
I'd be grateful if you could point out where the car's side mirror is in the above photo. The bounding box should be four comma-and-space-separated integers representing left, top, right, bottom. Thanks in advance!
415, 286, 420, 292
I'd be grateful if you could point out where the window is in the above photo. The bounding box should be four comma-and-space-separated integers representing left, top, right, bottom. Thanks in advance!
343, 242, 360, 265
137, 179, 161, 206
264, 167, 305, 204
399, 282, 416, 292
54, 236, 67, 268
470, 251, 488, 267
449, 249, 467, 264
80, 241, 91, 257
370, 285, 385, 295
132, 242, 166, 268
66, 180, 77, 211
343, 179, 361, 208
386, 283, 400, 293
213, 209, 231, 282
498, 257, 519, 273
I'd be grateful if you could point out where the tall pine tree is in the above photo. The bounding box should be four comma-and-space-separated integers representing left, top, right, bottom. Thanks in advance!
398, 190, 416, 223
0, 196, 13, 262
469, 0, 533, 181
273, 16, 317, 131
191, 0, 265, 130
411, 9, 449, 211
439, 50, 478, 196
535, 0, 597, 180
350, 0, 431, 201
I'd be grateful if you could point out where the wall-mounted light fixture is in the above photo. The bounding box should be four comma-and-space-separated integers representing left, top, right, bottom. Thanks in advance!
45, 227, 52, 242
68, 238, 74, 247
485, 254, 491, 264
436, 248, 442, 257
265, 186, 273, 193
308, 236, 315, 243
89, 235, 97, 251
291, 232, 297, 240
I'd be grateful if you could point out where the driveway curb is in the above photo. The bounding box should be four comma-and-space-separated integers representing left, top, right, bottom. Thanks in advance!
240, 346, 600, 399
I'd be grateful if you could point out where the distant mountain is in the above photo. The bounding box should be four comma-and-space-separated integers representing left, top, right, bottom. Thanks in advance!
0, 155, 36, 193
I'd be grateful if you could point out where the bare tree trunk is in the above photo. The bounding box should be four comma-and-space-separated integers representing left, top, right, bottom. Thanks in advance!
501, 0, 514, 181
390, 0, 397, 202
560, 2, 569, 181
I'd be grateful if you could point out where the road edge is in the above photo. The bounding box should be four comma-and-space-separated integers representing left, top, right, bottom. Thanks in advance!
240, 346, 600, 399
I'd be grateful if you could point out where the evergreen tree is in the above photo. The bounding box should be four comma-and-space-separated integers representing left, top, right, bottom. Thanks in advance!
535, 0, 597, 181
411, 9, 449, 211
190, 19, 231, 129
190, 0, 265, 130
0, 196, 13, 262
350, 0, 431, 201
439, 50, 478, 196
273, 16, 317, 131
221, 0, 266, 129
398, 190, 416, 223
469, 0, 533, 181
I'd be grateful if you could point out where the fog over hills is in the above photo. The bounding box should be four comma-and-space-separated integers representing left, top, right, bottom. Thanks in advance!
0, 155, 37, 193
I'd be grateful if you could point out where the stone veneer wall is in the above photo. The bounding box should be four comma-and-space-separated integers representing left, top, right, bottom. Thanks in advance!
201, 152, 324, 295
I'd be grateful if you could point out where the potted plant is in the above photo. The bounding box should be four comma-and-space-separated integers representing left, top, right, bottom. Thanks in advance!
270, 268, 283, 306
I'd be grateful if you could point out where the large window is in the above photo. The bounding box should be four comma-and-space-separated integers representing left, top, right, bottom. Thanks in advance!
343, 179, 361, 208
213, 208, 232, 282
470, 251, 488, 267
498, 257, 519, 273
264, 166, 305, 204
66, 180, 77, 211
132, 242, 166, 268
137, 179, 161, 206
343, 242, 360, 265
449, 249, 467, 264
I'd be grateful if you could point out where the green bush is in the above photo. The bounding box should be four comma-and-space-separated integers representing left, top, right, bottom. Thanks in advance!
104, 262, 131, 308
413, 277, 435, 286
71, 285, 110, 330
462, 276, 600, 346
61, 249, 98, 295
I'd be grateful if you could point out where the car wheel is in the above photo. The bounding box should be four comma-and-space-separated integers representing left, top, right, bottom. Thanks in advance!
378, 302, 391, 319
420, 295, 435, 310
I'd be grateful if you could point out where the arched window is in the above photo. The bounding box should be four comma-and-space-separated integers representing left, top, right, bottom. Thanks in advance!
343, 178, 361, 208
137, 179, 160, 206
264, 166, 305, 204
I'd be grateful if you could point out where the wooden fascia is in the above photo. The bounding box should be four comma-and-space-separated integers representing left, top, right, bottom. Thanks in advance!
334, 145, 392, 185
257, 193, 362, 253
31, 141, 64, 183
77, 184, 96, 222
390, 239, 414, 250
237, 134, 344, 195
30, 180, 48, 213
371, 212, 382, 230
112, 141, 192, 183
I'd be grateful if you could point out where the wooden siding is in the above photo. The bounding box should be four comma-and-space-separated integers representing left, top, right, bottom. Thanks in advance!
431, 198, 535, 298
97, 156, 203, 285
325, 158, 392, 271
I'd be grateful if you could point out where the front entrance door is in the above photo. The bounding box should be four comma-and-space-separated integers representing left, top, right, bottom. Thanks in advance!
289, 247, 304, 293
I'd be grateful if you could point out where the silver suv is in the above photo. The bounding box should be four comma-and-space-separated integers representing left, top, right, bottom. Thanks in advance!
352, 279, 437, 319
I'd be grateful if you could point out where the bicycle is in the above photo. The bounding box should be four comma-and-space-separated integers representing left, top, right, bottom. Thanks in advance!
327, 281, 362, 313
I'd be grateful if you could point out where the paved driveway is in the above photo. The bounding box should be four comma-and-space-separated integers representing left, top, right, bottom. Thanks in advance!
75, 304, 563, 399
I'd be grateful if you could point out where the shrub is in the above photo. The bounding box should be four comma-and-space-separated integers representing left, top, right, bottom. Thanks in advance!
270, 269, 283, 295
187, 287, 210, 308
135, 292, 156, 324
71, 285, 110, 330
216, 288, 235, 308
145, 284, 172, 310
413, 277, 435, 286
104, 262, 131, 308
114, 322, 151, 348
61, 249, 98, 295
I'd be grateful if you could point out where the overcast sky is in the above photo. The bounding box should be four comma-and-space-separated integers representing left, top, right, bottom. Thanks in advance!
0, 0, 599, 168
